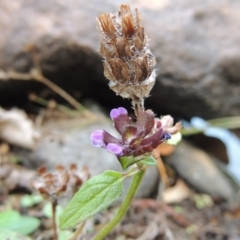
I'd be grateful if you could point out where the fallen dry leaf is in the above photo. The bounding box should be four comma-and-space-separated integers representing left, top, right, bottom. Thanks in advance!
0, 107, 40, 149
136, 220, 160, 240
0, 162, 36, 191
162, 179, 192, 204
0, 143, 9, 154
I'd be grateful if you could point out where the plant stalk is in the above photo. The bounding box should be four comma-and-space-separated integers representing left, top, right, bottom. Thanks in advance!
93, 167, 146, 240
52, 199, 58, 240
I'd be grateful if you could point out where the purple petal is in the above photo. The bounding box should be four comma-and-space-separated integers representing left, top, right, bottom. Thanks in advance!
110, 108, 120, 120
90, 130, 106, 147
110, 107, 128, 120
118, 107, 128, 115
106, 143, 123, 155
110, 107, 131, 135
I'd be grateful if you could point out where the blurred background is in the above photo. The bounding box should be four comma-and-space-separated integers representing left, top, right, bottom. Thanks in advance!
0, 0, 240, 239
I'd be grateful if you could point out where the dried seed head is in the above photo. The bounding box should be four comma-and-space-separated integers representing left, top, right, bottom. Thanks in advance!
68, 164, 90, 193
97, 4, 156, 111
32, 164, 90, 201
32, 165, 69, 201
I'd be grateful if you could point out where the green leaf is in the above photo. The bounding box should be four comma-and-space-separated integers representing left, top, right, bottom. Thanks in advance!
20, 194, 43, 208
119, 155, 148, 170
59, 230, 73, 240
59, 170, 124, 229
9, 155, 22, 163
119, 154, 155, 170
140, 156, 157, 166
119, 155, 137, 170
0, 210, 40, 235
193, 194, 213, 209
0, 230, 31, 240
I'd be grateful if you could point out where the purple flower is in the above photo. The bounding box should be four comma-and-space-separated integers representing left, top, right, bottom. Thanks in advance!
90, 107, 167, 158
162, 132, 171, 141
90, 107, 182, 169
90, 130, 106, 147
106, 143, 123, 156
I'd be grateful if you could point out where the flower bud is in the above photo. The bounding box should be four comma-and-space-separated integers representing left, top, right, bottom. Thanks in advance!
96, 4, 156, 110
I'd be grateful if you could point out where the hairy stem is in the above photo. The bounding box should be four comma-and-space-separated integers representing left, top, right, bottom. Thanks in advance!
93, 167, 146, 240
132, 97, 144, 117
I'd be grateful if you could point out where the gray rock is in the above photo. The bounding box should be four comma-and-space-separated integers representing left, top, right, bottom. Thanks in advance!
1, 0, 240, 118
21, 113, 159, 199
166, 140, 239, 203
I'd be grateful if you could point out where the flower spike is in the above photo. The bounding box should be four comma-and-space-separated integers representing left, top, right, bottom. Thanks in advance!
90, 107, 181, 169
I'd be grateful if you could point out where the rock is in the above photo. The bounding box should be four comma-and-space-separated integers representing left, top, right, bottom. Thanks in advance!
1, 0, 240, 118
166, 140, 239, 204
18, 111, 159, 199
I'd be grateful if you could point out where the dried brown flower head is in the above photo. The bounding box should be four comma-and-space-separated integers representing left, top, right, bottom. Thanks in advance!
32, 165, 69, 200
68, 164, 90, 193
31, 164, 90, 201
97, 4, 156, 112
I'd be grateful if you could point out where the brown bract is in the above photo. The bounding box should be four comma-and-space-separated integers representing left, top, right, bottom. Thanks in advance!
97, 4, 156, 108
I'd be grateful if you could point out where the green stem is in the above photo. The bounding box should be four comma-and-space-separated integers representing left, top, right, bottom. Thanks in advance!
93, 167, 146, 240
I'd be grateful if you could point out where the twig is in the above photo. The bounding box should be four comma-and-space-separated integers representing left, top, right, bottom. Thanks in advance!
29, 94, 80, 117
0, 68, 97, 120
68, 221, 86, 240
165, 227, 175, 240
132, 199, 190, 228
153, 148, 169, 188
